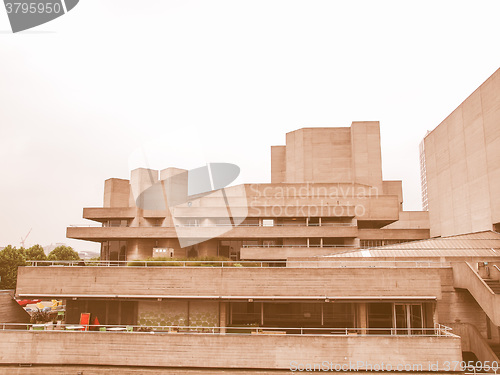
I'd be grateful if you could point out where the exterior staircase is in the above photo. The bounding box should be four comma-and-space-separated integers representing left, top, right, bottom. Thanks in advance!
481, 278, 500, 359
452, 262, 500, 326
483, 279, 500, 294
490, 345, 500, 360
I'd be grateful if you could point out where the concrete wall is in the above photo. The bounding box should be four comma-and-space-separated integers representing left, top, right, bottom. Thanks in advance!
0, 367, 317, 375
350, 121, 383, 191
0, 291, 30, 324
424, 68, 500, 237
382, 211, 430, 230
0, 331, 462, 371
383, 180, 403, 211
447, 323, 499, 364
240, 247, 355, 260
104, 179, 131, 208
270, 145, 286, 183
16, 267, 443, 299
275, 123, 383, 188
358, 228, 430, 240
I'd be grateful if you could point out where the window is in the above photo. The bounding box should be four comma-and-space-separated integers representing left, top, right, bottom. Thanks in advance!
186, 219, 200, 227
101, 241, 127, 263
367, 303, 392, 334
103, 220, 129, 227
323, 303, 355, 328
262, 219, 274, 227
394, 304, 424, 335
230, 302, 261, 325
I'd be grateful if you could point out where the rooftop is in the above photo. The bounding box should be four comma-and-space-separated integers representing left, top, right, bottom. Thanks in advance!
323, 231, 500, 258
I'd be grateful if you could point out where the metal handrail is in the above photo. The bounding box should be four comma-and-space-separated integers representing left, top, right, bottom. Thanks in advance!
69, 223, 356, 228
242, 244, 354, 248
0, 322, 454, 337
25, 259, 451, 268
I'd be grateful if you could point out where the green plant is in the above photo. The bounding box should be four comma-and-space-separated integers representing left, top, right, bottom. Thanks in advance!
30, 309, 51, 324
86, 256, 102, 266
125, 256, 263, 267
0, 245, 26, 289
47, 245, 80, 261
23, 245, 47, 264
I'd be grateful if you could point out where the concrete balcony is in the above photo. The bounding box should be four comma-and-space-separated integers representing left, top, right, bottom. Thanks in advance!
0, 330, 462, 371
83, 207, 170, 220
240, 246, 356, 260
16, 266, 443, 300
83, 207, 137, 220
66, 226, 177, 241
67, 224, 358, 241
359, 228, 430, 241
171, 196, 400, 221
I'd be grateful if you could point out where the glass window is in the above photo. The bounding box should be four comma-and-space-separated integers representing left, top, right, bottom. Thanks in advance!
323, 303, 355, 328
367, 303, 392, 334
262, 219, 274, 227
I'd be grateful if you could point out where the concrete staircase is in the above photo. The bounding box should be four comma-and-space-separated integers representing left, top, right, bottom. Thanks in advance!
435, 323, 499, 365
452, 262, 500, 326
452, 264, 500, 363
483, 279, 500, 294
490, 344, 500, 360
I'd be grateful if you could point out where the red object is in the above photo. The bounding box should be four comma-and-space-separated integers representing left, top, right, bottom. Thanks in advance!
80, 313, 91, 331
16, 299, 41, 307
91, 317, 100, 331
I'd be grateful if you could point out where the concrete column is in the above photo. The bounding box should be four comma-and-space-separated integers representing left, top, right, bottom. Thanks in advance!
358, 303, 367, 335
261, 303, 264, 326
219, 302, 227, 334
432, 303, 439, 327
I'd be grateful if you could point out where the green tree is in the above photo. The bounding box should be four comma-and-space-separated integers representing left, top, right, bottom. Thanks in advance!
0, 245, 26, 289
47, 245, 80, 261
23, 244, 47, 262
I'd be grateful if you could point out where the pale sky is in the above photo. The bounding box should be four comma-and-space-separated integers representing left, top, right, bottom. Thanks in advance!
1, 0, 500, 252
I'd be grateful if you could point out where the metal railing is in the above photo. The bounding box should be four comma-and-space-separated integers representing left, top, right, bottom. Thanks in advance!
175, 223, 356, 228
69, 223, 356, 228
0, 322, 456, 337
25, 259, 451, 268
242, 244, 354, 248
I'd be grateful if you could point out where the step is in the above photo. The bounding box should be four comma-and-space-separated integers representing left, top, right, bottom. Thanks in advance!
483, 280, 500, 294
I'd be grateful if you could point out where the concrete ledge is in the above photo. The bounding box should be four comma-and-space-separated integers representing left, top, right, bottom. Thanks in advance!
0, 331, 462, 370
16, 267, 443, 299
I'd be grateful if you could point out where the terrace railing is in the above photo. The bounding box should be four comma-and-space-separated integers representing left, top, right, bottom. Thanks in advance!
0, 322, 457, 337
24, 259, 451, 268
69, 222, 356, 228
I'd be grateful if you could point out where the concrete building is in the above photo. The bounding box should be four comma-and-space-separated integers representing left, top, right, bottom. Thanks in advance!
67, 122, 430, 262
7, 234, 500, 373
421, 68, 500, 237
6, 118, 500, 373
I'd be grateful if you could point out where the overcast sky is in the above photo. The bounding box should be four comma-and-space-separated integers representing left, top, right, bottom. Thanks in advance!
1, 0, 500, 252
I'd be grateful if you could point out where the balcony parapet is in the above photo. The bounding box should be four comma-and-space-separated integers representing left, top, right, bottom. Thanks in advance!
16, 265, 444, 300
0, 325, 461, 370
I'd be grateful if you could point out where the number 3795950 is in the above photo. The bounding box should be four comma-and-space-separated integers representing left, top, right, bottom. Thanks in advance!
5, 2, 62, 14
